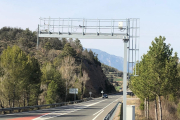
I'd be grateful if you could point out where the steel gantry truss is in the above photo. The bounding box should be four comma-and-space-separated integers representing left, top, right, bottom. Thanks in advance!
37, 17, 140, 120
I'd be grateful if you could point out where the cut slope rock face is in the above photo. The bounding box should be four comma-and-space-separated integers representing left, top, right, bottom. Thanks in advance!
82, 59, 114, 97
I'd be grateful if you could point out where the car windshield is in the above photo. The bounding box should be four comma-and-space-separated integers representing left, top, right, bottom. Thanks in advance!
104, 94, 107, 96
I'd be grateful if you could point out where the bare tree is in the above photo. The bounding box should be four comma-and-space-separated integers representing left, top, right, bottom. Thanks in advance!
60, 56, 76, 101
80, 70, 89, 99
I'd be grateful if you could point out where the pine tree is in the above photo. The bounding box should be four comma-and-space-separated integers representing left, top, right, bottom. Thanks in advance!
46, 81, 58, 104
130, 36, 180, 120
61, 43, 76, 57
0, 45, 42, 107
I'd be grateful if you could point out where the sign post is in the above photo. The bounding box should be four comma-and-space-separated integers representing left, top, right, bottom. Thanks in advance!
69, 88, 78, 101
101, 90, 104, 97
74, 89, 76, 101
89, 92, 92, 98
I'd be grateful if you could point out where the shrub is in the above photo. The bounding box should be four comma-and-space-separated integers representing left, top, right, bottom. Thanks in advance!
139, 102, 144, 110
176, 102, 180, 118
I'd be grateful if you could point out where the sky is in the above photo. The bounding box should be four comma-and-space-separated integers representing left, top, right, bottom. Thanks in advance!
1, 0, 180, 60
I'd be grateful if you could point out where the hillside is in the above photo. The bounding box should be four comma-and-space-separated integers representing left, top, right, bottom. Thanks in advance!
101, 63, 123, 91
0, 27, 115, 108
86, 48, 134, 72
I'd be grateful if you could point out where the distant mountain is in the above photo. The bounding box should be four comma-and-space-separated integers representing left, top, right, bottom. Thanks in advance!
86, 48, 133, 73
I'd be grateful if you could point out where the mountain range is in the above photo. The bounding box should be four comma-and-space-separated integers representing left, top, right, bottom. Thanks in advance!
86, 48, 134, 73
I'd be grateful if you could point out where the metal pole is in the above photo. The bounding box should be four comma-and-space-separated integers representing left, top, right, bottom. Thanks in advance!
132, 19, 134, 75
36, 24, 39, 49
123, 19, 129, 120
74, 89, 76, 101
123, 38, 128, 120
82, 19, 84, 35
128, 19, 130, 80
135, 19, 137, 75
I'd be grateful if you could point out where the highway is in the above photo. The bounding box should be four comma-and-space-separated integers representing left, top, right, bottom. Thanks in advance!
0, 93, 122, 120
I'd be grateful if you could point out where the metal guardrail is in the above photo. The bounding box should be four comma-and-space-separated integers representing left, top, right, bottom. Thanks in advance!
104, 102, 120, 120
0, 98, 92, 114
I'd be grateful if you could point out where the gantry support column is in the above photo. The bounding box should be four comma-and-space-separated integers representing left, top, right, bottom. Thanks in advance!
37, 24, 39, 49
123, 38, 129, 120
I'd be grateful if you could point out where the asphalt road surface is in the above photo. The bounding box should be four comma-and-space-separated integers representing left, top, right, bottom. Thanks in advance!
0, 93, 123, 120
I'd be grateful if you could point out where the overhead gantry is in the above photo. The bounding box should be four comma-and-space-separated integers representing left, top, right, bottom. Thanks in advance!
37, 17, 140, 120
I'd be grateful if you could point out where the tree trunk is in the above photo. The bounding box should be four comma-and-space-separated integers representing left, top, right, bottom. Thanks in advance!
18, 100, 20, 112
65, 80, 67, 102
23, 93, 25, 107
147, 97, 149, 119
12, 98, 14, 108
26, 87, 30, 106
26, 94, 29, 106
144, 98, 147, 118
155, 98, 158, 120
1, 100, 5, 114
158, 95, 162, 120
12, 86, 15, 108
8, 99, 11, 108
36, 95, 39, 105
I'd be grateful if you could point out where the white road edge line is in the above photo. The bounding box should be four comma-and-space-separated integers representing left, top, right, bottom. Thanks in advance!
93, 109, 104, 116
92, 110, 104, 120
93, 98, 119, 116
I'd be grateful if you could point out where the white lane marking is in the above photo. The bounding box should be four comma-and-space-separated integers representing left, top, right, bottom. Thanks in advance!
33, 99, 107, 120
93, 99, 118, 116
85, 99, 106, 107
92, 110, 104, 120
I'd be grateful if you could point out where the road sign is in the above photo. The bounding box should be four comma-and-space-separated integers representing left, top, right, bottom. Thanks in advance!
69, 88, 78, 94
101, 91, 104, 94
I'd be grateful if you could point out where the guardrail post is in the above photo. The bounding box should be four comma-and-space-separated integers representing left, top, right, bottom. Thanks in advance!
0, 97, 94, 115
9, 109, 12, 114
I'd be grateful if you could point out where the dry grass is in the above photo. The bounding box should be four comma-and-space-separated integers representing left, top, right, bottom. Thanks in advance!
126, 96, 180, 120
126, 96, 146, 120
127, 95, 138, 98
148, 97, 180, 120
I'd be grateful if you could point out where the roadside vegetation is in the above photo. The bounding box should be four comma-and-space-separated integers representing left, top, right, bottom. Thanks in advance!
101, 63, 123, 91
129, 36, 180, 120
0, 27, 115, 109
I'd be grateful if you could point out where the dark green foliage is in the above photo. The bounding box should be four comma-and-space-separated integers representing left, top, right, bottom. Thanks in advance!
61, 43, 76, 57
44, 42, 52, 50
46, 81, 58, 104
130, 36, 180, 120
74, 38, 83, 50
0, 27, 113, 108
62, 38, 68, 48
41, 62, 65, 103
0, 27, 23, 41
102, 81, 115, 94
82, 48, 101, 66
0, 45, 42, 107
40, 38, 63, 50
140, 102, 144, 110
